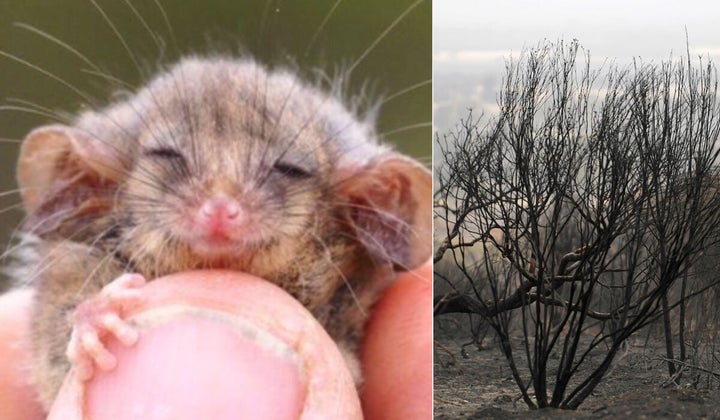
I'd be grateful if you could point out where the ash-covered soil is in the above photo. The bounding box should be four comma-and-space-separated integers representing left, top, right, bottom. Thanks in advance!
434, 334, 720, 419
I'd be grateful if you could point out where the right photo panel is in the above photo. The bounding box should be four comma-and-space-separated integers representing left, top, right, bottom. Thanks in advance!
434, 1, 720, 418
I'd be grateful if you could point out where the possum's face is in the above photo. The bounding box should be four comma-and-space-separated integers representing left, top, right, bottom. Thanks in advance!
126, 89, 327, 260
17, 58, 432, 275
129, 126, 325, 259
119, 59, 358, 265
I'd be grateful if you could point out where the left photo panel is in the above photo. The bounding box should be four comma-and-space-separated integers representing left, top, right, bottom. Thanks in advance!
0, 1, 432, 418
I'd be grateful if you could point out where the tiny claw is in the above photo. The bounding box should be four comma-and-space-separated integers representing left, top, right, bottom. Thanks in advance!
101, 313, 140, 346
81, 331, 117, 371
102, 274, 147, 310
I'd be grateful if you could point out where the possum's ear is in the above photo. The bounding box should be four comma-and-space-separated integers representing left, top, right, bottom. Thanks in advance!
17, 125, 128, 231
337, 155, 431, 271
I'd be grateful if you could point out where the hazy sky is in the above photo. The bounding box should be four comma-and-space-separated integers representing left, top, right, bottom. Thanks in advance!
434, 0, 720, 131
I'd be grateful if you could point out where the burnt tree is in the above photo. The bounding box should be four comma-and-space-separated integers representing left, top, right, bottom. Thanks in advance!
434, 40, 720, 409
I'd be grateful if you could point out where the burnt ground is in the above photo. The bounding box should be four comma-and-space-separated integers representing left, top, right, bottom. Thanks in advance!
434, 333, 720, 419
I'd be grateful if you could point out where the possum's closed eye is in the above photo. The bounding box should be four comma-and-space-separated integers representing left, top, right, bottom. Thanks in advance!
272, 161, 313, 179
144, 147, 186, 161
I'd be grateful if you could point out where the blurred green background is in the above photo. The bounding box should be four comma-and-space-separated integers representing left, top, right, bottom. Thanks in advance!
0, 0, 431, 278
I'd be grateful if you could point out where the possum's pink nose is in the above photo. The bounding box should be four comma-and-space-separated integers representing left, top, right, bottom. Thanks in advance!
198, 196, 242, 234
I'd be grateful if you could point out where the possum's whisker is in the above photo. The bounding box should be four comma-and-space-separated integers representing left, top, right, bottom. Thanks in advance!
0, 72, 150, 181
0, 105, 68, 123
258, 0, 282, 50
400, 266, 431, 283
75, 252, 120, 296
120, 0, 165, 53
51, 1, 175, 170
346, 0, 425, 76
242, 67, 266, 183
122, 235, 148, 266
1, 234, 37, 266
16, 248, 68, 289
138, 86, 196, 184
0, 202, 25, 216
238, 63, 264, 181
12, 220, 115, 287
256, 95, 334, 187
304, 208, 416, 270
380, 122, 432, 137
0, 138, 21, 143
258, 95, 357, 188
275, 100, 395, 172
68, 151, 172, 196
0, 50, 96, 103
258, 65, 270, 160
80, 69, 135, 89
6, 97, 71, 119
0, 188, 25, 198
304, 0, 344, 56
243, 66, 276, 185
253, 70, 302, 183
7, 98, 148, 185
117, 229, 163, 275
118, 195, 173, 208
167, 62, 204, 174
13, 23, 105, 74
89, 0, 143, 76
315, 202, 420, 254
126, 163, 187, 196
309, 231, 366, 316
380, 79, 431, 105
324, 213, 414, 248
149, 0, 177, 54
0, 198, 47, 262
149, 234, 173, 275
60, 96, 194, 191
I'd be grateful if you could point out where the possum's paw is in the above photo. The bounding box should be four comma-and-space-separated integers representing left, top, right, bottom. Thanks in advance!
66, 273, 146, 380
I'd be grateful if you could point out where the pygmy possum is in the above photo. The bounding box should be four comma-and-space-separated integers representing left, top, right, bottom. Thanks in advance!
10, 57, 431, 408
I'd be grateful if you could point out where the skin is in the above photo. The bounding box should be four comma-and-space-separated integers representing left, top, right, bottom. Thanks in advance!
0, 260, 431, 419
